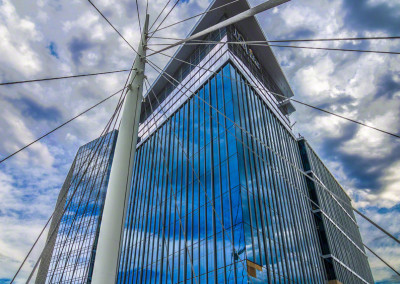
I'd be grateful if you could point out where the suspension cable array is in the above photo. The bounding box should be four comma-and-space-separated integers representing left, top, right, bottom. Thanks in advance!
147, 47, 400, 140
147, 0, 240, 36
150, 35, 400, 43
148, 0, 181, 38
148, 41, 400, 56
145, 57, 400, 277
12, 87, 127, 283
145, 49, 400, 245
4, 0, 400, 282
143, 78, 257, 284
0, 87, 126, 165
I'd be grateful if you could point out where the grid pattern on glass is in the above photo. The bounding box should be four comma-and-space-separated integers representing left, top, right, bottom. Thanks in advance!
118, 63, 329, 283
298, 139, 374, 284
118, 64, 248, 284
139, 31, 231, 144
44, 131, 118, 284
228, 63, 327, 283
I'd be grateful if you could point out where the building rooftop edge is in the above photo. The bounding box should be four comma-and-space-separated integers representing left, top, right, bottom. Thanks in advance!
143, 0, 295, 119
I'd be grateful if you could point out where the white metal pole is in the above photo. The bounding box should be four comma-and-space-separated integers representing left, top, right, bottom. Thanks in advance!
91, 14, 149, 284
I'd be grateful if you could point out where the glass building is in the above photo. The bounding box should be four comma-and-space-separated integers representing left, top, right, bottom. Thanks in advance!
116, 0, 374, 283
298, 139, 374, 284
38, 0, 374, 283
36, 131, 118, 283
118, 62, 327, 283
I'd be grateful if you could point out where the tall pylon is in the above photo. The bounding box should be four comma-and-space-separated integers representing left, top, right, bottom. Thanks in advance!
91, 14, 149, 284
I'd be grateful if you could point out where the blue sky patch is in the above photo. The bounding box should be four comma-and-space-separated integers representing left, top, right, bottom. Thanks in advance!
47, 41, 59, 59
1, 0, 400, 282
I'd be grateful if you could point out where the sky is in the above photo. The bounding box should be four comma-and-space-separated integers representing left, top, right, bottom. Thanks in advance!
0, 0, 399, 283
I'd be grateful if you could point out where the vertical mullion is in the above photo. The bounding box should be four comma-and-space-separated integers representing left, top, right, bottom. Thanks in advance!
137, 140, 153, 283
130, 142, 149, 283
235, 71, 254, 264
250, 89, 272, 279
127, 143, 146, 283
257, 94, 277, 284
222, 64, 236, 284
263, 107, 283, 281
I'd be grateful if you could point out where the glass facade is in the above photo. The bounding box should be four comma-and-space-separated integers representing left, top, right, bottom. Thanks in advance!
39, 5, 373, 283
38, 30, 375, 284
298, 139, 374, 284
38, 131, 118, 284
39, 26, 374, 284
118, 63, 249, 284
227, 63, 327, 283
117, 63, 328, 283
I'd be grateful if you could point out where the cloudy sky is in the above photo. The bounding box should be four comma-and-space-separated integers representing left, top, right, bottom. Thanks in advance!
0, 0, 399, 283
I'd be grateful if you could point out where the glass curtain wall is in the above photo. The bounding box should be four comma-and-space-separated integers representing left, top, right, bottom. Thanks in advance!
298, 139, 374, 284
229, 63, 326, 283
45, 131, 117, 283
118, 63, 247, 284
117, 62, 327, 283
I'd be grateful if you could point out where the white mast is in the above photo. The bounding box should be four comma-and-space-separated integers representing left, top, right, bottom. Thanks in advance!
91, 14, 149, 284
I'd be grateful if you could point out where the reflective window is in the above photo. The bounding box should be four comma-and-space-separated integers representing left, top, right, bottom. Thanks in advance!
44, 131, 118, 283
118, 63, 327, 283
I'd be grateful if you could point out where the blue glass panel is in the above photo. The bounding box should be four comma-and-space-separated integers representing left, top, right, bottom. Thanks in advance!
115, 62, 333, 284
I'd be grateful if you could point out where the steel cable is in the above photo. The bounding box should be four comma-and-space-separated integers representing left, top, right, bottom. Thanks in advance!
146, 59, 400, 278
145, 57, 400, 247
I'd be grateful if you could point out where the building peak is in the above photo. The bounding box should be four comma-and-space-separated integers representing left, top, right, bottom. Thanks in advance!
143, 0, 295, 120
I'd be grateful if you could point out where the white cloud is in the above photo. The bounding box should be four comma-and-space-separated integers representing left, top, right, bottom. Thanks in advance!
1, 0, 399, 283
0, 102, 54, 168
0, 0, 42, 77
293, 57, 335, 99
340, 127, 390, 159
340, 105, 399, 159
379, 160, 400, 206
0, 168, 61, 283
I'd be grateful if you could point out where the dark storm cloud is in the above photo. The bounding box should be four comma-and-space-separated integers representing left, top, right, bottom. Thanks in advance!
375, 73, 400, 100
68, 36, 93, 65
342, 0, 400, 34
7, 96, 62, 122
314, 124, 373, 187
316, 120, 400, 192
